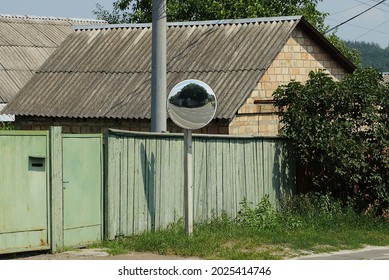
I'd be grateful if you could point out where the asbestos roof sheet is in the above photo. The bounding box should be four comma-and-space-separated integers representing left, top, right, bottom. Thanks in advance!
0, 14, 106, 103
4, 16, 355, 119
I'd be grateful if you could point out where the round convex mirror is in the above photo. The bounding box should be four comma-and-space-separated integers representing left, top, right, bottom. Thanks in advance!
167, 80, 217, 130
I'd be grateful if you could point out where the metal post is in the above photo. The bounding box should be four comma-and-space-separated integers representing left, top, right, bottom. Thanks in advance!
151, 0, 167, 132
184, 129, 193, 235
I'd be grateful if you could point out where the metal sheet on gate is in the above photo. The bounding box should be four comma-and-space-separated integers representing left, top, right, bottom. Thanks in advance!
62, 134, 103, 247
0, 131, 50, 254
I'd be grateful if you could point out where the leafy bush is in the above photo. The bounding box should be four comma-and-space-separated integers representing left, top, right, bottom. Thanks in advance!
236, 195, 277, 229
237, 194, 387, 231
98, 194, 388, 259
273, 68, 389, 215
0, 122, 13, 130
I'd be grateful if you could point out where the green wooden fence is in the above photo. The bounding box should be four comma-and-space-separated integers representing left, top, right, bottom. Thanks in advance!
105, 129, 296, 239
1, 127, 296, 253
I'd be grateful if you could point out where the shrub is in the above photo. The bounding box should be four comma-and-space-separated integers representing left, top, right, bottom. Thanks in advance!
236, 195, 277, 229
0, 122, 13, 130
273, 68, 389, 215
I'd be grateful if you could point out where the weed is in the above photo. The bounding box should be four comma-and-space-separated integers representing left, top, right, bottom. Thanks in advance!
94, 193, 389, 259
236, 195, 277, 229
0, 122, 13, 131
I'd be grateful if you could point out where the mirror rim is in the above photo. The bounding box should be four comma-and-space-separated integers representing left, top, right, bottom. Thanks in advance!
167, 79, 217, 130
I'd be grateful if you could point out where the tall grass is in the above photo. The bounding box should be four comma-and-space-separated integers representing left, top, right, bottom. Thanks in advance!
97, 193, 389, 259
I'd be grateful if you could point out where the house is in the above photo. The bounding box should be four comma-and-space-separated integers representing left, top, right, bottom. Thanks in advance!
0, 14, 105, 121
3, 16, 356, 135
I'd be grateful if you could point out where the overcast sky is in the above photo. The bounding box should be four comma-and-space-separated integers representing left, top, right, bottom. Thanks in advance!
2, 0, 389, 48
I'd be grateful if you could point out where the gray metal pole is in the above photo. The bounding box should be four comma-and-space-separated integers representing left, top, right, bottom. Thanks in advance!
184, 129, 193, 235
151, 0, 167, 132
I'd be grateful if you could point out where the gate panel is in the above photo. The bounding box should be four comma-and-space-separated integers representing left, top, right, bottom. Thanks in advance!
62, 134, 102, 247
0, 131, 50, 254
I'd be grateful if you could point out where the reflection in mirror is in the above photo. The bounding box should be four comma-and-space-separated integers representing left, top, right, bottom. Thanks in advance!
167, 80, 217, 130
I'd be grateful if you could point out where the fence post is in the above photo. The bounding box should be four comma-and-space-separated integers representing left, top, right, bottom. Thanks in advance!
50, 126, 63, 253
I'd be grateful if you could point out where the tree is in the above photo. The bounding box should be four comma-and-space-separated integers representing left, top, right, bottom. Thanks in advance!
326, 33, 362, 69
346, 40, 389, 72
273, 68, 389, 215
95, 0, 326, 29
94, 0, 361, 66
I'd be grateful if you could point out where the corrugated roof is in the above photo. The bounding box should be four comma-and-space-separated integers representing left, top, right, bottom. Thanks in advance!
3, 16, 355, 119
0, 14, 106, 103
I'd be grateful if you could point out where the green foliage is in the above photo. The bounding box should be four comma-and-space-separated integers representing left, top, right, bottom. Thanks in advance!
273, 68, 389, 214
346, 40, 389, 72
97, 195, 389, 259
236, 196, 277, 229
94, 1, 359, 71
278, 193, 383, 229
94, 0, 326, 29
326, 34, 362, 68
0, 122, 13, 130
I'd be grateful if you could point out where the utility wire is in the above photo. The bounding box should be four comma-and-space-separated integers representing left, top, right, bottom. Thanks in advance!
327, 18, 389, 36
355, 0, 389, 13
326, 0, 386, 33
330, 0, 376, 16
353, 17, 389, 40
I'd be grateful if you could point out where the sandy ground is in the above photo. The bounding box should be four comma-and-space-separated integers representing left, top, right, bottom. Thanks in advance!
9, 248, 200, 260
4, 246, 389, 260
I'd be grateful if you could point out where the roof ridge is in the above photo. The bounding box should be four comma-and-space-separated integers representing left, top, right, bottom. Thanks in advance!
74, 16, 303, 31
0, 14, 106, 23
169, 68, 266, 74
36, 68, 266, 75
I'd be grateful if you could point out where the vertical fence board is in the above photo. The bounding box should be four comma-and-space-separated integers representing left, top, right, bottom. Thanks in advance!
235, 139, 246, 215
160, 137, 174, 228
119, 137, 128, 236
168, 137, 183, 223
206, 139, 217, 219
244, 139, 255, 205
194, 138, 207, 221
222, 139, 233, 217
215, 139, 224, 216
263, 140, 279, 206
158, 138, 168, 229
106, 135, 121, 239
126, 137, 135, 235
145, 137, 156, 231
132, 138, 141, 233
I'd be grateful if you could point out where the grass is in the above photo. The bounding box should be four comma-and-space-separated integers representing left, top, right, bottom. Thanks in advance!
93, 194, 389, 259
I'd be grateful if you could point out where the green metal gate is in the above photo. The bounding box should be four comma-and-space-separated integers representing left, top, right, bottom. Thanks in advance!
62, 134, 103, 247
0, 131, 50, 254
1, 129, 103, 254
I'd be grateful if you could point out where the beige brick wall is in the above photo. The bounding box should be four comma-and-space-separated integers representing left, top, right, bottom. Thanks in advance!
229, 26, 350, 136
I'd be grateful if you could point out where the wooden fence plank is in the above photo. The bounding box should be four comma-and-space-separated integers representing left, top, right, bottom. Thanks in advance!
215, 139, 224, 216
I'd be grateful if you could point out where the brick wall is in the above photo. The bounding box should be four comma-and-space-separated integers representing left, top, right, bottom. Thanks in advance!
14, 116, 230, 135
229, 26, 350, 136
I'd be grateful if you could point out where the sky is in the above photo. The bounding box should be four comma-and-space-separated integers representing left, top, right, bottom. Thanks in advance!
1, 0, 389, 48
